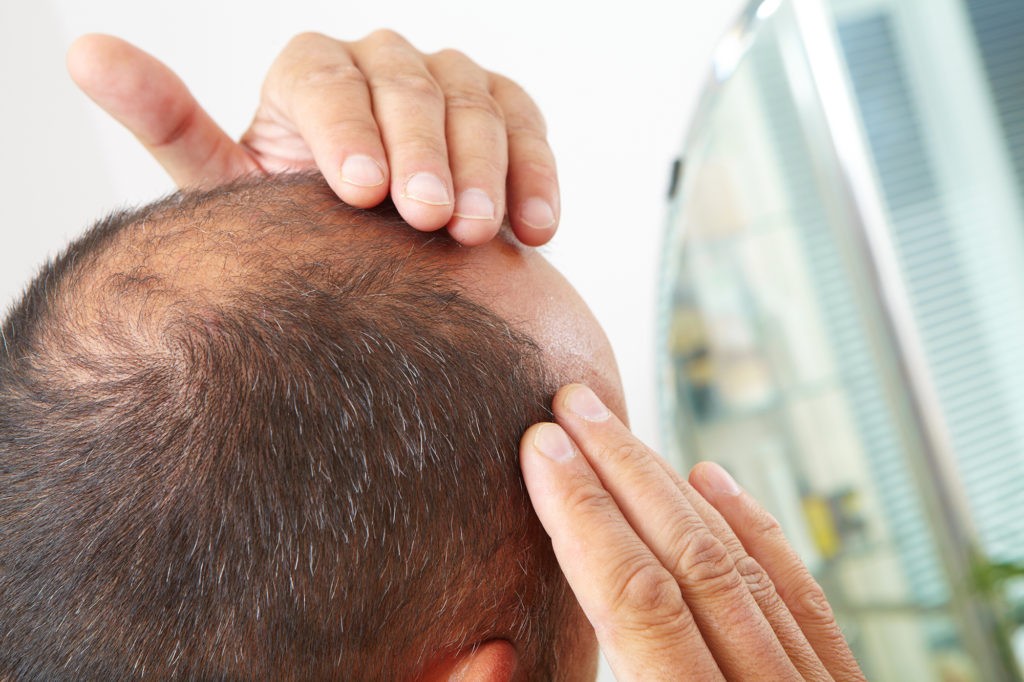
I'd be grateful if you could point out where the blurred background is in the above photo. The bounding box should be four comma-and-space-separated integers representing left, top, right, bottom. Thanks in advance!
4, 0, 1024, 679
661, 0, 1024, 679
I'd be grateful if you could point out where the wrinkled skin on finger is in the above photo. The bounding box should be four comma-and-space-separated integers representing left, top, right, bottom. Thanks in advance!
520, 384, 866, 682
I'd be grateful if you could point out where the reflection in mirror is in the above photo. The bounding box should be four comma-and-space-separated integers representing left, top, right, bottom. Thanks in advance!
659, 0, 1024, 680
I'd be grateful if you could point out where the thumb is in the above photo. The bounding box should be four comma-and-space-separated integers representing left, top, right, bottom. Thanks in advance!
66, 33, 259, 188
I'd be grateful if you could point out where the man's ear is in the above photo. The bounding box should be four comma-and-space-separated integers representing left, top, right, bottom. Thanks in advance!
419, 639, 518, 681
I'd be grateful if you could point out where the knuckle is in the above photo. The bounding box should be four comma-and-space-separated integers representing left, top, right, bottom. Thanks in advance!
452, 149, 507, 182
445, 88, 505, 123
601, 441, 643, 465
286, 31, 330, 51
561, 478, 615, 521
787, 582, 838, 627
514, 158, 558, 186
374, 71, 443, 102
751, 509, 783, 536
596, 440, 648, 469
671, 530, 735, 584
331, 116, 382, 142
451, 144, 503, 166
608, 559, 684, 622
600, 609, 703, 666
290, 62, 367, 93
433, 47, 470, 64
734, 555, 776, 601
365, 28, 405, 45
491, 73, 530, 104
506, 111, 548, 139
390, 135, 448, 162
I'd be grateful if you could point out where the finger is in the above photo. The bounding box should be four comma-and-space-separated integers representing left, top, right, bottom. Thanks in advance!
691, 462, 867, 682
520, 423, 724, 681
552, 384, 801, 680
663, 461, 831, 681
66, 34, 257, 188
426, 49, 507, 246
349, 30, 454, 231
250, 32, 390, 209
490, 74, 560, 246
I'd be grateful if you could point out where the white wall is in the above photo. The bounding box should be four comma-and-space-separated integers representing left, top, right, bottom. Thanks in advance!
1, 0, 747, 677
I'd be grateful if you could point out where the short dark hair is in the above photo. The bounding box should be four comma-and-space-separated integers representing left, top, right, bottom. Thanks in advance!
0, 174, 578, 680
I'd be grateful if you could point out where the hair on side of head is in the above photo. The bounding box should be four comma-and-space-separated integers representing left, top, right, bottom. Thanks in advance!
0, 173, 578, 681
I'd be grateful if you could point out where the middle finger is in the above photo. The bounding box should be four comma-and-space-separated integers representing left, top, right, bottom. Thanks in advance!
349, 30, 455, 231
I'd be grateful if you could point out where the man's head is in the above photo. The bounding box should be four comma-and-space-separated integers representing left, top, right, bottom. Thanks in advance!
0, 174, 623, 680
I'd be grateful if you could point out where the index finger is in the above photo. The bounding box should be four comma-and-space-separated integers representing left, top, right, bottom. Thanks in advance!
520, 422, 724, 681
546, 385, 801, 680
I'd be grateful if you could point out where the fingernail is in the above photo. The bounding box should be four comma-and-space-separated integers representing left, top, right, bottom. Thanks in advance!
453, 189, 496, 220
705, 462, 741, 496
564, 385, 611, 422
404, 172, 451, 206
520, 197, 555, 229
340, 155, 386, 187
533, 424, 575, 462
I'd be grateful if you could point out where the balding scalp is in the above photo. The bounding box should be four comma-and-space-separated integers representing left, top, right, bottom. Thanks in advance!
0, 174, 574, 681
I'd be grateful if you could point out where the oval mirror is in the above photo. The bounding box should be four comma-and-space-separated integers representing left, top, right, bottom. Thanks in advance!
659, 1, 1024, 679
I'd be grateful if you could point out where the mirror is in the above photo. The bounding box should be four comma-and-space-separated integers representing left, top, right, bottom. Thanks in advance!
659, 0, 1024, 679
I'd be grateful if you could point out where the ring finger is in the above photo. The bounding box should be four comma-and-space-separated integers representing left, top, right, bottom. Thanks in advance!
662, 459, 830, 681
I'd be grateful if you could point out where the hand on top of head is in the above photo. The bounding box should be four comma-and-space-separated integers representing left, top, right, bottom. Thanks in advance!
66, 30, 559, 248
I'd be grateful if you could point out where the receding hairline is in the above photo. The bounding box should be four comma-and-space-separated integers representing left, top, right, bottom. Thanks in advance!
32, 173, 535, 381
66, 172, 482, 305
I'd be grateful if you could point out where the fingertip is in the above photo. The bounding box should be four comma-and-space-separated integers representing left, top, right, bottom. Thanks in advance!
551, 383, 585, 410
519, 197, 556, 230
66, 33, 120, 87
448, 188, 501, 244
689, 461, 742, 499
394, 174, 455, 231
554, 383, 612, 423
327, 170, 390, 209
337, 186, 390, 209
511, 197, 559, 246
67, 32, 111, 59
511, 221, 556, 247
339, 153, 387, 189
446, 218, 502, 246
520, 422, 547, 452
396, 207, 452, 232
520, 422, 576, 464
66, 34, 94, 71
688, 461, 711, 487
519, 422, 553, 485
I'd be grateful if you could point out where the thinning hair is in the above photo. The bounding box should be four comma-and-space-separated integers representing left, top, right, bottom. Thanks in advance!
0, 174, 578, 680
